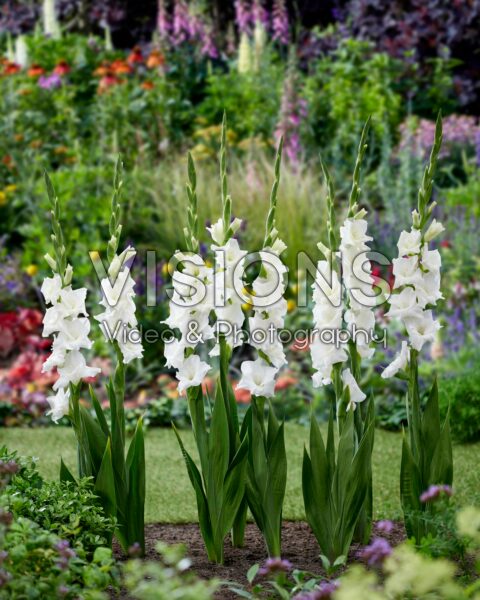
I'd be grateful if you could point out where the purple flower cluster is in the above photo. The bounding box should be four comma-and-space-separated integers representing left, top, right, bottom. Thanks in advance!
359, 537, 392, 566
276, 65, 308, 169
55, 540, 76, 570
272, 0, 289, 45
398, 115, 480, 160
38, 73, 62, 90
234, 0, 289, 44
375, 519, 394, 534
157, 0, 218, 59
293, 581, 338, 600
420, 484, 453, 504
258, 557, 293, 576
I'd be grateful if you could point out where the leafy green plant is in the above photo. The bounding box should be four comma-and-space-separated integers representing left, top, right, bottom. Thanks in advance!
174, 343, 248, 564
123, 542, 218, 600
438, 370, 480, 443
0, 517, 118, 600
243, 398, 287, 558
303, 404, 375, 569
3, 462, 115, 554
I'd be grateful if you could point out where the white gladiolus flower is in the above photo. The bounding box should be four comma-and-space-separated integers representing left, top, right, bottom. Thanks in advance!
341, 368, 366, 411
207, 218, 225, 244
404, 311, 442, 352
385, 215, 445, 374
382, 341, 410, 379
42, 266, 100, 422
53, 350, 101, 391
339, 218, 372, 248
392, 256, 419, 288
237, 358, 277, 397
176, 355, 211, 394
41, 274, 63, 304
424, 219, 445, 242
96, 247, 144, 364
46, 387, 70, 423
164, 339, 187, 369
387, 287, 423, 319
397, 228, 422, 256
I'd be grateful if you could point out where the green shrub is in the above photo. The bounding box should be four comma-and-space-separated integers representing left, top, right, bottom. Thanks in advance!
439, 371, 480, 443
1, 448, 115, 554
0, 517, 118, 600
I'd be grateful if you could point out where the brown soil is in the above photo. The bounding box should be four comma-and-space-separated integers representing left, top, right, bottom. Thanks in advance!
117, 520, 406, 599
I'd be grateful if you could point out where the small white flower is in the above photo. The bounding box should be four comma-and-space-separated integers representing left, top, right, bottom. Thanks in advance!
270, 237, 287, 256
237, 358, 277, 397
382, 341, 410, 379
41, 274, 63, 304
392, 255, 419, 289
164, 338, 187, 369
339, 218, 372, 248
397, 228, 422, 256
404, 310, 441, 352
53, 350, 101, 391
424, 219, 445, 242
421, 244, 441, 272
46, 387, 70, 423
387, 287, 422, 319
341, 368, 366, 411
207, 217, 226, 245
176, 354, 211, 394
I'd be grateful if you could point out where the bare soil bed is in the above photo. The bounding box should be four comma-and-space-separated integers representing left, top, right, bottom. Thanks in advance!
116, 520, 406, 598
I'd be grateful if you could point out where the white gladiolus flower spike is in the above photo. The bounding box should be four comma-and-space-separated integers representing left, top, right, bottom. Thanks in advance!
397, 228, 422, 256
424, 219, 445, 242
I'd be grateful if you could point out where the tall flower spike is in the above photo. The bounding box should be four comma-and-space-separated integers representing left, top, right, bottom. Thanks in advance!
96, 158, 144, 364
184, 152, 199, 253
348, 117, 371, 217
383, 114, 443, 377
41, 173, 100, 422
238, 138, 288, 396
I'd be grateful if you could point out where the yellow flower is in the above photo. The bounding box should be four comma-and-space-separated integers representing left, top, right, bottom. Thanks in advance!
242, 303, 252, 312
161, 262, 171, 277
4, 184, 17, 193
0, 191, 6, 206
287, 299, 296, 313
25, 264, 38, 276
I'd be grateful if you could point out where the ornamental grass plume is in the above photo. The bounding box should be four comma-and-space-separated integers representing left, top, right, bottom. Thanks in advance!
382, 114, 453, 542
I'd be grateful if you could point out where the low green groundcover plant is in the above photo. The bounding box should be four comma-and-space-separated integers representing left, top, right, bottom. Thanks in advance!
1, 448, 115, 554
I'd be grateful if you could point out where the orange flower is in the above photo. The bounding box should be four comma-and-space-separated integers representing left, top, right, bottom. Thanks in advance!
17, 88, 32, 96
127, 46, 144, 65
54, 145, 69, 154
14, 134, 24, 143
201, 377, 215, 395
94, 62, 111, 77
27, 64, 45, 77
1, 155, 13, 167
53, 60, 71, 76
3, 61, 21, 76
110, 59, 132, 75
274, 375, 298, 391
141, 80, 154, 91
146, 49, 165, 69
233, 384, 251, 404
30, 140, 43, 149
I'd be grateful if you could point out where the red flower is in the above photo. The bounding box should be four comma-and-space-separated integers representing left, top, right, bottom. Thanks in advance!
53, 60, 71, 76
3, 61, 21, 75
127, 46, 144, 65
233, 384, 251, 404
141, 80, 154, 91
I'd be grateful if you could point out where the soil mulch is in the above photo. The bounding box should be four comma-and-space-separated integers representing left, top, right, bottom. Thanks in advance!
117, 520, 406, 599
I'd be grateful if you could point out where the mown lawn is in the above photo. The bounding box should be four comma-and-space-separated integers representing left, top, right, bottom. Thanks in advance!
2, 424, 479, 523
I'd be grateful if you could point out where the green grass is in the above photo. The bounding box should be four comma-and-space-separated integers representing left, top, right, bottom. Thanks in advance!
1, 425, 479, 523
